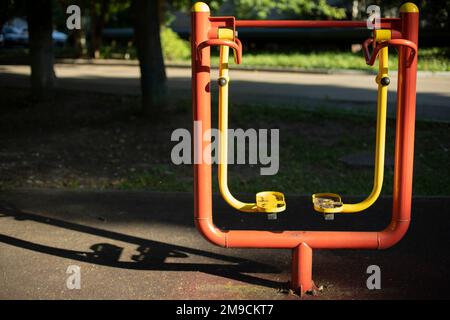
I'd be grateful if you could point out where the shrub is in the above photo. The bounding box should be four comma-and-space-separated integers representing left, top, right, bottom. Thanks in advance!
161, 27, 190, 61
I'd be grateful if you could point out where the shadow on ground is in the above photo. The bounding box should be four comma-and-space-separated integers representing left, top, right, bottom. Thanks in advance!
0, 199, 284, 292
1, 190, 450, 299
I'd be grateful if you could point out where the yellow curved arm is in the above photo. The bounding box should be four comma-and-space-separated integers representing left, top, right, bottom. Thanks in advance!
313, 44, 389, 214
342, 45, 389, 213
217, 45, 285, 213
218, 46, 258, 212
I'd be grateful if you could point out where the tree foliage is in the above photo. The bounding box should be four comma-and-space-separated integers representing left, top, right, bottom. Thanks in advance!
231, 0, 347, 20
420, 0, 450, 31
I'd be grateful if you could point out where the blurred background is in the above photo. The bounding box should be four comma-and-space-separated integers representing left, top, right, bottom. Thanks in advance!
0, 0, 449, 197
1, 1, 449, 66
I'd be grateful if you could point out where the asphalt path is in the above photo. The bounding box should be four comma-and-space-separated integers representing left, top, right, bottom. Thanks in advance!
1, 190, 449, 299
1, 63, 449, 121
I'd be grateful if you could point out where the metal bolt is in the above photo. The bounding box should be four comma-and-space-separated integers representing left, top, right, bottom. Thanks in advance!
380, 76, 390, 86
218, 77, 227, 87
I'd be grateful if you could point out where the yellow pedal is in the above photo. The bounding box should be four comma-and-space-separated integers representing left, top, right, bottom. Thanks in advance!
256, 191, 286, 213
312, 193, 343, 213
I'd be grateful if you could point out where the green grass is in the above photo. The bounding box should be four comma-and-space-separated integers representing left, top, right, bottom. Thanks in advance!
115, 103, 450, 196
101, 45, 450, 72
103, 103, 450, 196
0, 87, 449, 196
1, 45, 449, 72
208, 47, 450, 72
217, 104, 450, 196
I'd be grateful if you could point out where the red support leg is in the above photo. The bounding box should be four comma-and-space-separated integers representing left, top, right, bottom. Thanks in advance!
291, 242, 317, 296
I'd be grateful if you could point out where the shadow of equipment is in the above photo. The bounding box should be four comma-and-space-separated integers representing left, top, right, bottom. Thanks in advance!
0, 201, 284, 290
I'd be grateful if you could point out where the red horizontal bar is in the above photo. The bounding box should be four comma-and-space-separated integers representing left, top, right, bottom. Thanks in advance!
235, 18, 400, 29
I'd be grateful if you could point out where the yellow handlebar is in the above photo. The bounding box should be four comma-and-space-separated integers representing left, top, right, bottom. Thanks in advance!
218, 46, 255, 212
218, 45, 286, 214
312, 32, 390, 215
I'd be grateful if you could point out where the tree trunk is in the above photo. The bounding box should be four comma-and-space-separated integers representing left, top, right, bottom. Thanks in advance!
26, 0, 55, 100
132, 0, 167, 116
0, 1, 9, 31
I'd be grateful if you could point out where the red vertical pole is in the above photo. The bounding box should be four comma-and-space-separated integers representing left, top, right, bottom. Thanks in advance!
381, 3, 419, 248
291, 243, 315, 296
192, 4, 213, 227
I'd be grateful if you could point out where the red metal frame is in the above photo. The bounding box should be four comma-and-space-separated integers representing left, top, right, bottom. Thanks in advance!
191, 3, 419, 296
235, 19, 400, 29
363, 38, 417, 66
197, 38, 242, 64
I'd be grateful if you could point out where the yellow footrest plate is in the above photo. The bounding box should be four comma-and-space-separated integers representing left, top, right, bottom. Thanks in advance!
312, 193, 343, 213
256, 191, 286, 213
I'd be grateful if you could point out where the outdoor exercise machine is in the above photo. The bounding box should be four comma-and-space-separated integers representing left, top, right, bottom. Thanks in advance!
191, 2, 419, 296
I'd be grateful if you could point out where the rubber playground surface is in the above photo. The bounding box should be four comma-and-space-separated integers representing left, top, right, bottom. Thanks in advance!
1, 190, 449, 300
